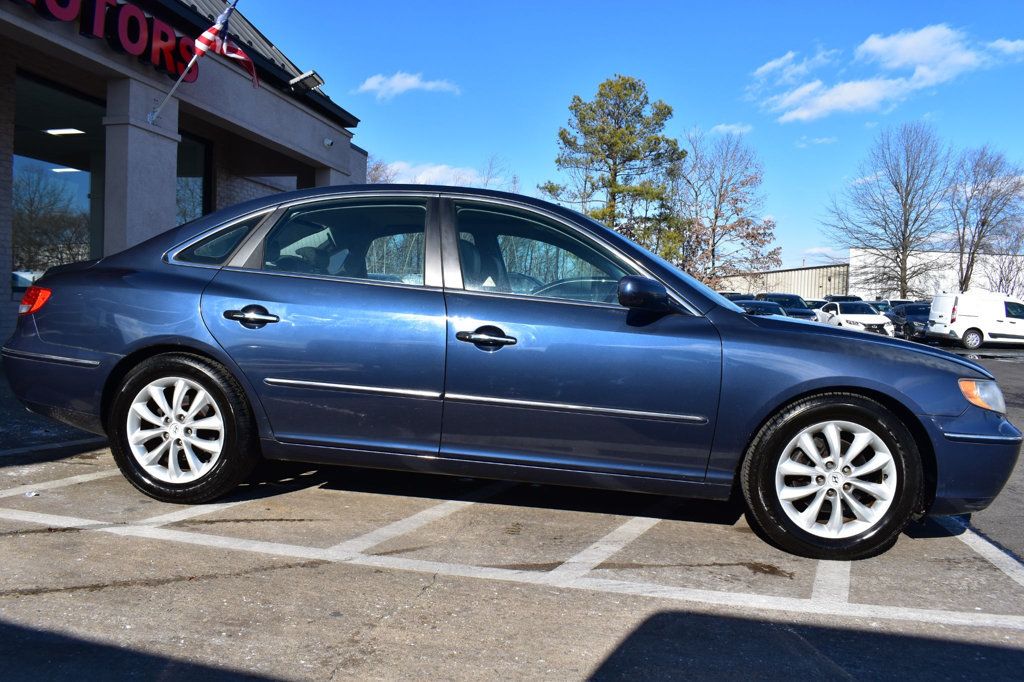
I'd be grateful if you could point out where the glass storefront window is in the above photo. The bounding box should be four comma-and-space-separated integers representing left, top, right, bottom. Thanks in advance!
177, 134, 210, 223
12, 75, 105, 293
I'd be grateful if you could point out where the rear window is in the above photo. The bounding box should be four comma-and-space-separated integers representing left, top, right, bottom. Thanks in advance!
176, 214, 266, 265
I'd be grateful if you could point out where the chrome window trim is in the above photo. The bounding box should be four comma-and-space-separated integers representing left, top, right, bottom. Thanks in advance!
264, 378, 442, 399
220, 266, 445, 293
441, 193, 701, 315
165, 209, 277, 269
445, 392, 707, 424
1, 347, 101, 368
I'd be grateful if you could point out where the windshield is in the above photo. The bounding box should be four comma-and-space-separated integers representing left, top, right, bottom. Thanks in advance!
762, 294, 809, 309
839, 302, 879, 315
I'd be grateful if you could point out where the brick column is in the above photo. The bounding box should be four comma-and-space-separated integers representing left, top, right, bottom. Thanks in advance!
0, 45, 18, 340
102, 79, 180, 255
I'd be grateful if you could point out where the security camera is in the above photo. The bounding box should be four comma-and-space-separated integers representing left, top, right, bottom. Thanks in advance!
323, 137, 334, 148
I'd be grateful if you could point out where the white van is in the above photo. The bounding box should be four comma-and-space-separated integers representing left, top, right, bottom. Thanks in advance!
927, 291, 1024, 349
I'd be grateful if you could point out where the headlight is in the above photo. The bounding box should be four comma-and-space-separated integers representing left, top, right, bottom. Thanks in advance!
959, 379, 1007, 414
845, 319, 863, 326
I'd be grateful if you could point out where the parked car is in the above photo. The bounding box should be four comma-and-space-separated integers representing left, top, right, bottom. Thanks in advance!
881, 299, 914, 308
870, 301, 891, 313
4, 185, 1019, 560
824, 294, 863, 302
928, 291, 1024, 349
818, 301, 896, 336
717, 291, 751, 301
735, 300, 787, 317
754, 293, 817, 320
886, 303, 931, 340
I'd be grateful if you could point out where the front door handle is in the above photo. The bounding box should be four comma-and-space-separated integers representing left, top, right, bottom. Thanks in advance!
224, 305, 280, 329
456, 326, 517, 349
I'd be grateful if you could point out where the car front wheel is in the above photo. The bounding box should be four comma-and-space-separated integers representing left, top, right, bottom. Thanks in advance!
741, 393, 922, 559
108, 353, 259, 503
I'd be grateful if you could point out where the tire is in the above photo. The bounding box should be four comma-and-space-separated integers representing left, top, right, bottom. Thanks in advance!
961, 328, 983, 350
903, 323, 916, 340
108, 353, 259, 503
741, 393, 922, 560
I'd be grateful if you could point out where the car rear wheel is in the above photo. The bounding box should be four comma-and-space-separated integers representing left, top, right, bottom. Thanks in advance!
961, 328, 983, 350
109, 353, 259, 503
741, 393, 922, 559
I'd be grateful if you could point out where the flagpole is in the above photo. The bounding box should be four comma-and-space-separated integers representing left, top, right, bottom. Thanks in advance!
146, 52, 201, 125
146, 0, 241, 125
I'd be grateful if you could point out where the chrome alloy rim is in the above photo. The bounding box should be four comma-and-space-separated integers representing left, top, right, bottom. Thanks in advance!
126, 377, 224, 484
774, 420, 897, 539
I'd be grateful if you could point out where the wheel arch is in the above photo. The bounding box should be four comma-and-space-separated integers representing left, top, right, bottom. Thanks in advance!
100, 342, 272, 438
735, 385, 937, 514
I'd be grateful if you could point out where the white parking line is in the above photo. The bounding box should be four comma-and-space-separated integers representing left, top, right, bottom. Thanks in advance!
136, 500, 255, 527
811, 561, 852, 602
326, 480, 514, 556
936, 517, 1024, 590
0, 469, 120, 499
548, 516, 661, 579
1, 504, 1022, 632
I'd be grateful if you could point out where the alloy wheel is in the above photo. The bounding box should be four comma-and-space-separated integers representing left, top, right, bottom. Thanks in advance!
774, 420, 897, 539
125, 376, 225, 484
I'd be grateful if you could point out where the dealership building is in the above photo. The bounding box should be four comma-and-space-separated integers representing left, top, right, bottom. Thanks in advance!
0, 0, 368, 337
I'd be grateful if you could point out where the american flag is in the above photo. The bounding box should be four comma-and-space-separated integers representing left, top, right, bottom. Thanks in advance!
194, 1, 259, 87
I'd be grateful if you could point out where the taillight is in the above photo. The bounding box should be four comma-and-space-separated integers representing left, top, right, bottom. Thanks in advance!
18, 286, 52, 315
951, 297, 958, 324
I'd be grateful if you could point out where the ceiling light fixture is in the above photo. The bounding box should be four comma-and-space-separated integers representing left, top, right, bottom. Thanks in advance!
51, 167, 82, 173
45, 128, 86, 136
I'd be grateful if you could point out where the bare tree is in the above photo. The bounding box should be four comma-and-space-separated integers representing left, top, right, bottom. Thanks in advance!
948, 145, 1024, 292
664, 130, 780, 287
12, 168, 90, 272
983, 229, 1024, 297
366, 155, 399, 183
825, 122, 950, 298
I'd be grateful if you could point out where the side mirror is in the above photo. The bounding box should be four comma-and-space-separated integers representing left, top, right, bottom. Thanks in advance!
617, 276, 671, 312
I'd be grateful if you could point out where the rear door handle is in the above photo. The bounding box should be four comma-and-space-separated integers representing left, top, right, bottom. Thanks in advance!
224, 305, 279, 329
456, 327, 517, 349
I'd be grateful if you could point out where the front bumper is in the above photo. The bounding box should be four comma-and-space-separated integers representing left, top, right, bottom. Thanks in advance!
924, 408, 1022, 515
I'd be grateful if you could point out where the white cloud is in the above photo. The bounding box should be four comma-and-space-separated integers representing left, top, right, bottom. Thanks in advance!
709, 122, 753, 135
802, 246, 848, 262
855, 24, 983, 86
796, 135, 838, 148
755, 24, 1011, 123
989, 38, 1024, 56
383, 161, 483, 185
355, 72, 460, 101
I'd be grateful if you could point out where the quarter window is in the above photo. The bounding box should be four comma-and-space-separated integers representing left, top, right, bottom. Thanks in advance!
176, 214, 265, 265
262, 202, 427, 285
454, 204, 634, 304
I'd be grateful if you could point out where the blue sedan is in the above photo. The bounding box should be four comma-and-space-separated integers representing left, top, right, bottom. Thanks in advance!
3, 186, 1020, 559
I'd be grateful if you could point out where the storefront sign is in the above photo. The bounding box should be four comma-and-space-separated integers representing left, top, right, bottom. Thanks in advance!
10, 0, 199, 82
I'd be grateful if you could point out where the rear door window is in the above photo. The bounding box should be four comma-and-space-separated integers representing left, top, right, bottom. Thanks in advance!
261, 201, 427, 285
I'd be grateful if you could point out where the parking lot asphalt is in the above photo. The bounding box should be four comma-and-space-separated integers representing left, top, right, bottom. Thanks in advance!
2, 348, 1024, 679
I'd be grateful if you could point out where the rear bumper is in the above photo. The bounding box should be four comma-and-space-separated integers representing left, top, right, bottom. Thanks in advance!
2, 346, 108, 435
924, 410, 1022, 515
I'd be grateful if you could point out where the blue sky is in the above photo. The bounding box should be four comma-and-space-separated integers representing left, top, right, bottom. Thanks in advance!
240, 1, 1024, 267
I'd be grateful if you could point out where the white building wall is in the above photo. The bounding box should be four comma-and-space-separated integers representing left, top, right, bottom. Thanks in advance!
848, 249, 1024, 299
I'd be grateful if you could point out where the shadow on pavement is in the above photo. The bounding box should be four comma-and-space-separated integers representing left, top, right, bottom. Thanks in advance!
296, 460, 744, 526
0, 619, 280, 681
589, 611, 1024, 679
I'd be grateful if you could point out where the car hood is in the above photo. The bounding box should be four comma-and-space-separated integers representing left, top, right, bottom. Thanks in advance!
841, 314, 890, 324
736, 311, 993, 379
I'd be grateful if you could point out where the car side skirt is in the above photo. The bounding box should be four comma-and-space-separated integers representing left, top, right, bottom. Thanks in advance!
260, 439, 734, 500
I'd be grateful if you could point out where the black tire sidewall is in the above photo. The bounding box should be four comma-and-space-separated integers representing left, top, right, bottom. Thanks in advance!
108, 354, 255, 503
744, 395, 922, 559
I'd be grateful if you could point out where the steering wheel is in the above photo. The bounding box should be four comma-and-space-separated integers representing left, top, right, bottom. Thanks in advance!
531, 277, 619, 303
271, 255, 317, 274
